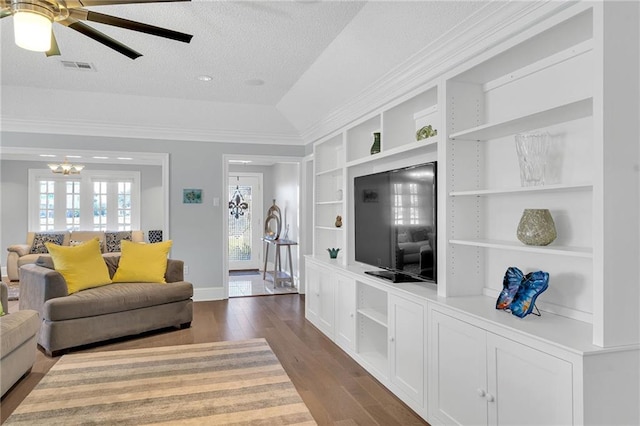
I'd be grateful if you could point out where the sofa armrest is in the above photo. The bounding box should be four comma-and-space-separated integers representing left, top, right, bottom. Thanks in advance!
165, 259, 184, 283
18, 264, 68, 317
1, 282, 8, 314
7, 244, 30, 257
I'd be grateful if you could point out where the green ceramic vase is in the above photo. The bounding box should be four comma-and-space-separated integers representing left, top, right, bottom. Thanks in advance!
370, 132, 381, 155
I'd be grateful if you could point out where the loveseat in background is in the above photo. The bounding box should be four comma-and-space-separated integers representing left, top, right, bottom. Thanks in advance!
6, 230, 144, 281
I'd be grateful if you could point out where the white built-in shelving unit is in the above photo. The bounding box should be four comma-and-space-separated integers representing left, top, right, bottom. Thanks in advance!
442, 5, 596, 325
306, 2, 639, 424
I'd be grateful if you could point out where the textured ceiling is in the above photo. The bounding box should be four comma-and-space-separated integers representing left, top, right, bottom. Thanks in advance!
0, 0, 365, 105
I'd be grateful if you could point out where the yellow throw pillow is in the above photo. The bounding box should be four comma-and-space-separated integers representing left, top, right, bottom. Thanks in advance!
112, 240, 173, 283
45, 238, 112, 294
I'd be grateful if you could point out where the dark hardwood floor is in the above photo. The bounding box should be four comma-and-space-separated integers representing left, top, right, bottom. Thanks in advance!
0, 295, 429, 425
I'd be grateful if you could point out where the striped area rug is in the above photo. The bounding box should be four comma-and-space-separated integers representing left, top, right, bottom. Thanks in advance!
5, 339, 316, 425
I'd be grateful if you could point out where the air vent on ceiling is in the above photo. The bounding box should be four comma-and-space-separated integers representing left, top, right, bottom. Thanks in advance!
60, 61, 97, 72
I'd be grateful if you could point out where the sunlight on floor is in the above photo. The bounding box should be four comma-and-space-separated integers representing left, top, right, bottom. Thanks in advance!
228, 272, 298, 297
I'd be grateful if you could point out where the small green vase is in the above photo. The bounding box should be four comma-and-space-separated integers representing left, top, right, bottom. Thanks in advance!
370, 132, 381, 155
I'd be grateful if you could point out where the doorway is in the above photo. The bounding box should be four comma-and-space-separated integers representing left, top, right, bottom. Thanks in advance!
223, 155, 302, 298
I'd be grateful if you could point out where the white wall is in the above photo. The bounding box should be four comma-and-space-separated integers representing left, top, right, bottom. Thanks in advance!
0, 132, 305, 299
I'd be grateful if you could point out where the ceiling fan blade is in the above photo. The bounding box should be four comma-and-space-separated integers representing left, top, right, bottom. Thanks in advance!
65, 0, 190, 7
69, 9, 192, 43
59, 18, 142, 60
45, 30, 61, 57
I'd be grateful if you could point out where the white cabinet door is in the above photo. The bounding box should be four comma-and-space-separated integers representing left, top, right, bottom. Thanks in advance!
487, 333, 573, 426
335, 273, 356, 352
317, 268, 335, 338
305, 261, 335, 337
305, 262, 321, 327
430, 309, 575, 426
429, 310, 489, 426
389, 294, 425, 407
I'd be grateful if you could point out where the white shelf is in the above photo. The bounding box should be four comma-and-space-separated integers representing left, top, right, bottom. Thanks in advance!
357, 308, 388, 327
449, 239, 593, 258
316, 226, 344, 231
449, 97, 592, 141
316, 200, 343, 205
316, 166, 343, 177
346, 137, 438, 168
358, 350, 388, 375
449, 183, 593, 197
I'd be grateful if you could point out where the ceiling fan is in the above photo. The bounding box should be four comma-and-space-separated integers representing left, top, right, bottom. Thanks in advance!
1, 0, 193, 59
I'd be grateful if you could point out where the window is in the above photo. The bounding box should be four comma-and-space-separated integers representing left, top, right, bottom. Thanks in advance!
29, 170, 140, 231
39, 180, 56, 231
66, 180, 81, 230
117, 182, 132, 230
93, 181, 108, 231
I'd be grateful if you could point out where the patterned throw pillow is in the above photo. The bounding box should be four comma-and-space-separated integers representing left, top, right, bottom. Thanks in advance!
30, 233, 66, 254
105, 231, 132, 253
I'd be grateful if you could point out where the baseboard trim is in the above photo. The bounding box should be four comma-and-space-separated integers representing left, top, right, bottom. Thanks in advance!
193, 287, 226, 301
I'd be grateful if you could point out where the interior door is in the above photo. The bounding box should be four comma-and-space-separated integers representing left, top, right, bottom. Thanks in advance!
228, 174, 263, 270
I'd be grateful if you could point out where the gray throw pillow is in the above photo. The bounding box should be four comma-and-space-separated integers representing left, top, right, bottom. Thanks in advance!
29, 233, 65, 254
105, 231, 132, 253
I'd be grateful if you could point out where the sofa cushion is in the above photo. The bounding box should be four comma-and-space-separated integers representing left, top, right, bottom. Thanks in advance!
105, 231, 132, 253
0, 310, 40, 358
30, 232, 66, 254
45, 238, 112, 294
43, 282, 193, 321
113, 240, 173, 283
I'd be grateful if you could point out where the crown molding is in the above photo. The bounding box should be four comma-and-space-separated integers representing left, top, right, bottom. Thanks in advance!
300, 0, 571, 143
0, 116, 304, 146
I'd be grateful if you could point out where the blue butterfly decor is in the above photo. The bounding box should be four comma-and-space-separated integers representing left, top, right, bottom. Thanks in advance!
496, 267, 549, 318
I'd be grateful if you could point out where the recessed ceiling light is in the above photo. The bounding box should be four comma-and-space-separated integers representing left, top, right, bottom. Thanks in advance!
118, 157, 133, 160
229, 160, 252, 164
93, 156, 109, 159
39, 154, 56, 157
66, 155, 82, 159
197, 75, 213, 82
245, 79, 265, 86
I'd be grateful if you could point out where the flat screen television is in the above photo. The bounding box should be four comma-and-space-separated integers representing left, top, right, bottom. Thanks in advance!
354, 162, 437, 283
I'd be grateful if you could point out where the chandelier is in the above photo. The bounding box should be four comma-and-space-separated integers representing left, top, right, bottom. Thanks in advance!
47, 158, 85, 175
228, 185, 248, 219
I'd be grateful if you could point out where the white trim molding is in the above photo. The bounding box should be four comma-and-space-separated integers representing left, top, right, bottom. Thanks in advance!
1, 117, 304, 146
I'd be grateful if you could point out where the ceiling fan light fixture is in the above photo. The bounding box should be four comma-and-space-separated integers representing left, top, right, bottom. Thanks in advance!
13, 6, 54, 52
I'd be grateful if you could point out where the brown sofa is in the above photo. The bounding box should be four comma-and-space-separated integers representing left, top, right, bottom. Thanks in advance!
6, 230, 144, 281
19, 255, 192, 357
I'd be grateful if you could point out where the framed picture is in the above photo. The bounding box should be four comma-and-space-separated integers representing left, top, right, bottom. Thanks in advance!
183, 189, 202, 204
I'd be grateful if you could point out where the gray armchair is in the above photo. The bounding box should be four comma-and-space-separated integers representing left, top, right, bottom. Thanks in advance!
0, 282, 41, 397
